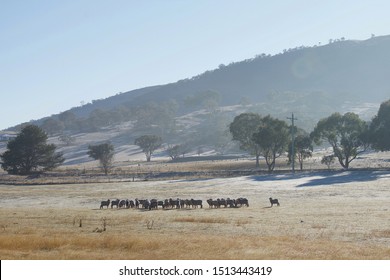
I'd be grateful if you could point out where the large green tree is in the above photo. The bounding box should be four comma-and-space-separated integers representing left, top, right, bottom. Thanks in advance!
369, 99, 390, 151
311, 112, 368, 169
252, 115, 290, 172
134, 135, 162, 162
0, 125, 64, 175
87, 143, 115, 175
229, 113, 263, 167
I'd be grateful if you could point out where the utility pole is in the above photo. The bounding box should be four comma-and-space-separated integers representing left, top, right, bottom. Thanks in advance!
287, 113, 298, 173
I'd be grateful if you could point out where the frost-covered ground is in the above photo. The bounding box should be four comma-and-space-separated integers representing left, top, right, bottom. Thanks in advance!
1, 168, 389, 259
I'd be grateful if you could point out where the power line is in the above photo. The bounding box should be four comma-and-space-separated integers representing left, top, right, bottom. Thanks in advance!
287, 113, 298, 173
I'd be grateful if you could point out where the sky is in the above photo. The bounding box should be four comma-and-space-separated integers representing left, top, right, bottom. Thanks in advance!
1, 0, 390, 130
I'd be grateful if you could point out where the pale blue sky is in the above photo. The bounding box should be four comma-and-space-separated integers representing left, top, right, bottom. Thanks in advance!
1, 0, 389, 130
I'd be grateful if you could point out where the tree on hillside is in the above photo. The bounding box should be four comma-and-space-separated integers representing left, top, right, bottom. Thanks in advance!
184, 90, 221, 112
58, 110, 78, 131
41, 118, 64, 136
58, 134, 76, 146
0, 125, 64, 175
167, 144, 181, 160
154, 100, 178, 140
287, 134, 313, 171
252, 115, 290, 172
369, 99, 390, 151
87, 109, 111, 130
133, 101, 178, 140
202, 111, 232, 154
311, 112, 369, 169
229, 113, 263, 167
134, 103, 158, 129
87, 143, 115, 175
134, 135, 162, 162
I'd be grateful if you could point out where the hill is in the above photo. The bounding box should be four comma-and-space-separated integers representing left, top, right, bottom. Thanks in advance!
4, 35, 390, 165
65, 35, 390, 115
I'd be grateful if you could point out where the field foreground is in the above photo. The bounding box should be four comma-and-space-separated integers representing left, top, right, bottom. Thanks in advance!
0, 170, 389, 259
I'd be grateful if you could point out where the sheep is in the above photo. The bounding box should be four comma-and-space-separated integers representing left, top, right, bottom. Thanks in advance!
129, 200, 135, 208
217, 198, 227, 208
111, 199, 120, 208
191, 199, 203, 208
235, 197, 249, 207
269, 197, 280, 207
150, 199, 158, 210
100, 199, 110, 209
206, 199, 220, 208
118, 200, 127, 208
143, 199, 151, 210
169, 198, 180, 209
226, 198, 235, 208
157, 200, 164, 208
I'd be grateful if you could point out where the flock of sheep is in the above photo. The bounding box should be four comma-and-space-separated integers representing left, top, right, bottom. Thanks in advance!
99, 197, 254, 210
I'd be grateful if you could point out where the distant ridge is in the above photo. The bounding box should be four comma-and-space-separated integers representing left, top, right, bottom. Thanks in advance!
11, 34, 390, 129
68, 35, 390, 116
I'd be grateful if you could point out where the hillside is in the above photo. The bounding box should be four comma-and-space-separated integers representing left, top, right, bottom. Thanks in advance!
7, 34, 386, 129
65, 35, 390, 116
4, 35, 390, 166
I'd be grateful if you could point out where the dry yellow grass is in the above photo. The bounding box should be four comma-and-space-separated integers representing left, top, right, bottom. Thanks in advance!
1, 229, 389, 260
172, 216, 229, 223
1, 162, 390, 259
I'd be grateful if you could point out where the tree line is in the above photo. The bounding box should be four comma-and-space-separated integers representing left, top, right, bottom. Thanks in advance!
1, 99, 389, 175
230, 99, 390, 171
38, 90, 222, 136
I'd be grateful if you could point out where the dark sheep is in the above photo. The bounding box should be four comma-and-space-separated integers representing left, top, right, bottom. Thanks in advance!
191, 199, 203, 208
143, 199, 151, 210
269, 197, 280, 207
119, 200, 126, 208
235, 197, 249, 207
206, 199, 220, 208
111, 199, 120, 208
217, 198, 227, 208
226, 198, 235, 208
100, 199, 110, 209
129, 200, 135, 208
150, 199, 158, 210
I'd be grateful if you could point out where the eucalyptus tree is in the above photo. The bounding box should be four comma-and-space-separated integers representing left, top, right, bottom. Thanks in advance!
252, 115, 290, 172
87, 142, 115, 175
311, 112, 369, 169
229, 113, 263, 167
167, 144, 181, 160
369, 99, 390, 151
134, 135, 162, 162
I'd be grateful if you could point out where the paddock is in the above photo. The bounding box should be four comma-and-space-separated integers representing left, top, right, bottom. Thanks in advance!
0, 170, 389, 259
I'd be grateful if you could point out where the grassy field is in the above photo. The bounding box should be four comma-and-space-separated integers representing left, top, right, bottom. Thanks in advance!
1, 167, 390, 260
